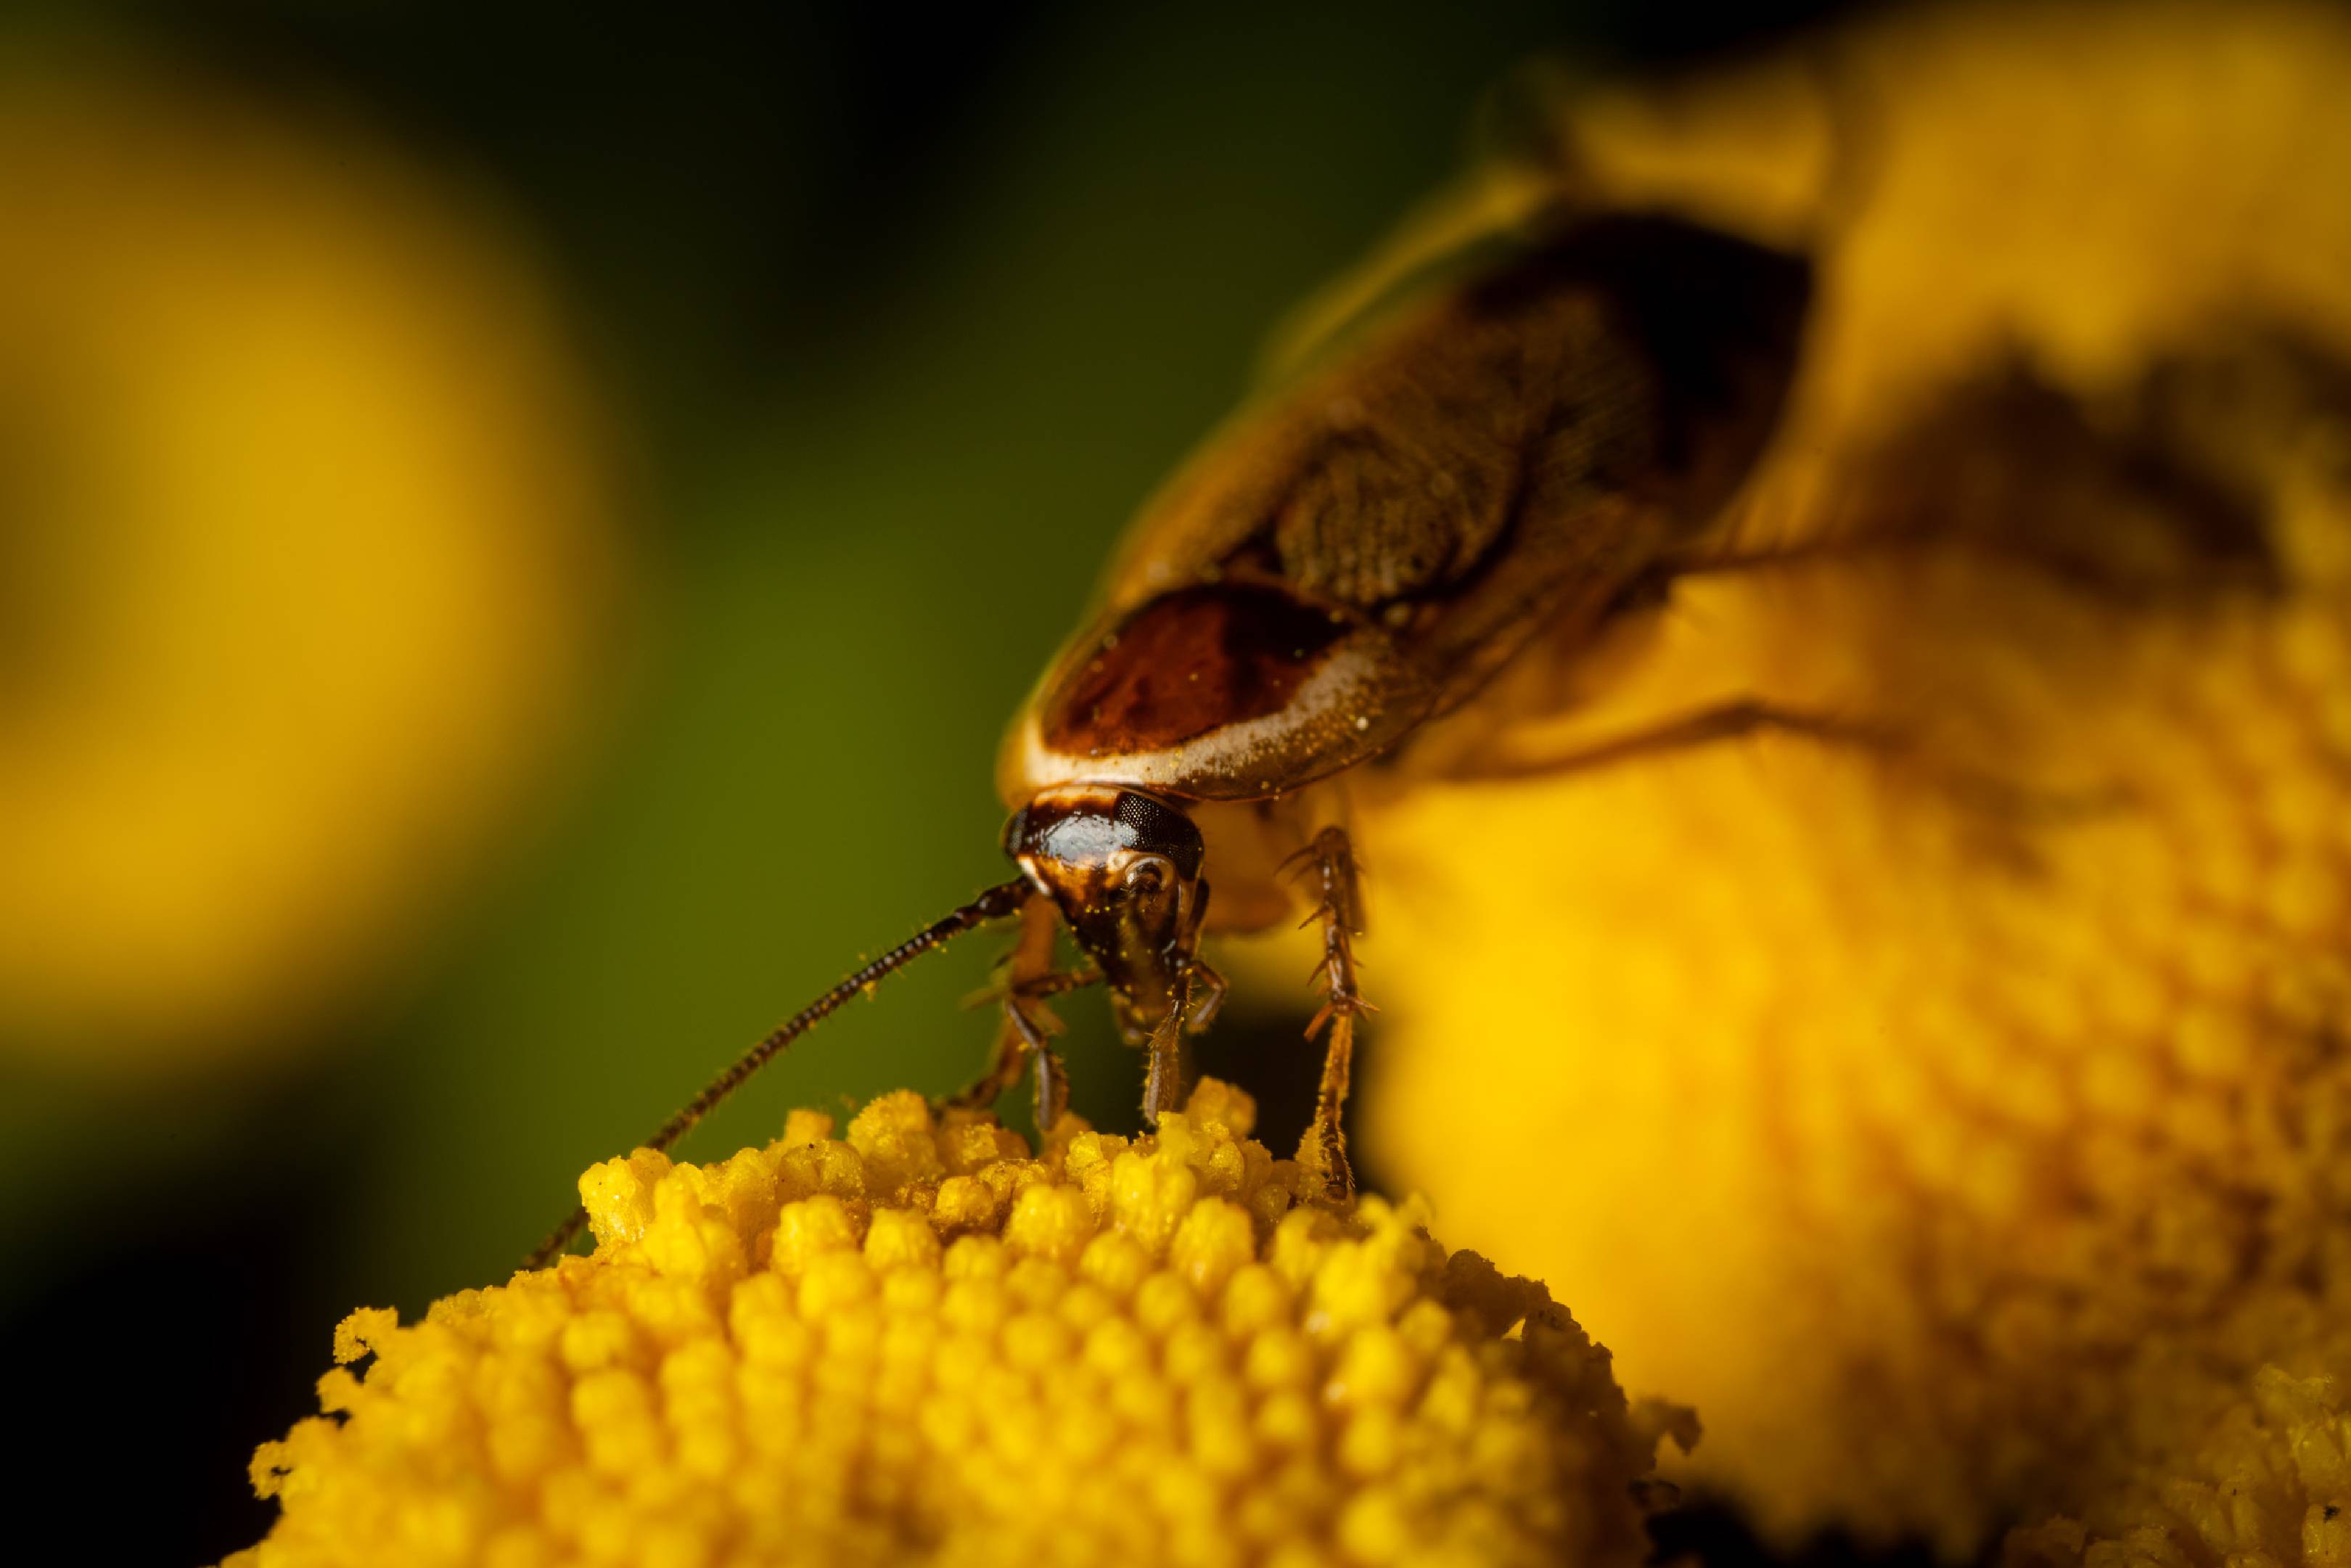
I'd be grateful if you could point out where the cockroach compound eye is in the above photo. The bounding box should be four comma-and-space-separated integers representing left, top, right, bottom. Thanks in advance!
528, 212, 1813, 1266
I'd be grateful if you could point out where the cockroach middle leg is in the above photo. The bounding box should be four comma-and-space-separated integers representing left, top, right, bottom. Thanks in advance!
1448, 697, 1898, 785
1448, 697, 2122, 832
1289, 825, 1372, 1206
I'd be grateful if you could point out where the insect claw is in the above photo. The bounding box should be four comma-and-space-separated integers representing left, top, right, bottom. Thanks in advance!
1004, 1000, 1056, 1052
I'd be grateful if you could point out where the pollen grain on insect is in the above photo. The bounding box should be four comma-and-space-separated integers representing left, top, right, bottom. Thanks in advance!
1355, 715, 1371, 731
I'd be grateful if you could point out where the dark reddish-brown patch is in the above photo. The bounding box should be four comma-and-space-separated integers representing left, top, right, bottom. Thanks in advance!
1041, 582, 1348, 755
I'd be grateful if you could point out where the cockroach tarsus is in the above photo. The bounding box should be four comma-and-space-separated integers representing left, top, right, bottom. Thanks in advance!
525, 211, 1818, 1269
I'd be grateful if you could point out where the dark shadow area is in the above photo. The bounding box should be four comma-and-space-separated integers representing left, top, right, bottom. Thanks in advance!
1189, 997, 1335, 1153
1651, 1497, 1953, 1568
0, 1064, 377, 1566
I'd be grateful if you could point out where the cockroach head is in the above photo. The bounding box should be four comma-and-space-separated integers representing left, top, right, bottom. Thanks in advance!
1003, 784, 1207, 1043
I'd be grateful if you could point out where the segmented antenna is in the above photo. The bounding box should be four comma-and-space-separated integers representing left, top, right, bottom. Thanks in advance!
524, 878, 1033, 1269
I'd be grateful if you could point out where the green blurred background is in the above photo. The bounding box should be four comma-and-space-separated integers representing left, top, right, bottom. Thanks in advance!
0, 2, 1850, 1561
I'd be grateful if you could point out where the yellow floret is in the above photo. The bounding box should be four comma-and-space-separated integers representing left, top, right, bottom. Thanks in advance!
226, 1082, 1691, 1568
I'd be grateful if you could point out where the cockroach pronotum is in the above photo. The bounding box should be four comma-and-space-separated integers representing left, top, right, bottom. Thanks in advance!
529, 210, 1813, 1265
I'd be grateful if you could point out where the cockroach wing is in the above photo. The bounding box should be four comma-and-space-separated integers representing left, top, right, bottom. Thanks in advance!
1250, 58, 1617, 393
1001, 214, 1811, 805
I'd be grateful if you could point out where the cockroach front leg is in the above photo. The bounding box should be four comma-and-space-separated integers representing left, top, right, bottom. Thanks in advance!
1289, 825, 1373, 1207
1141, 1012, 1181, 1128
1185, 959, 1228, 1035
944, 896, 1097, 1128
946, 965, 1100, 1125
1140, 959, 1226, 1127
1003, 983, 1070, 1131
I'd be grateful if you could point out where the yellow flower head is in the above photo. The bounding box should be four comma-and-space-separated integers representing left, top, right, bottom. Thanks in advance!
0, 64, 617, 1068
229, 1081, 1689, 1568
1348, 0, 2351, 1552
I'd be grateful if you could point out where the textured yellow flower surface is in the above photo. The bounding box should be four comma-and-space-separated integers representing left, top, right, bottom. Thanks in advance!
1350, 0, 2351, 1553
228, 1082, 1686, 1567
2007, 1350, 2351, 1568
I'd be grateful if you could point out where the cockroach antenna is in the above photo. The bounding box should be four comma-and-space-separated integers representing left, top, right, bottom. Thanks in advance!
525, 877, 1033, 1268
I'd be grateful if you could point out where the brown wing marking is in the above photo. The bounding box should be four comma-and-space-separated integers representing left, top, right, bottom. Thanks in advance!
1040, 582, 1352, 758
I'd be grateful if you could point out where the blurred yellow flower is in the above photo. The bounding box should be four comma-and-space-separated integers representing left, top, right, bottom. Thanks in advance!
227, 1081, 1685, 1567
0, 65, 618, 1069
1349, 0, 2351, 1553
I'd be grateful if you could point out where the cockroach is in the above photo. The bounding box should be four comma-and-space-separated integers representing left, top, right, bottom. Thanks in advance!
528, 212, 1813, 1265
